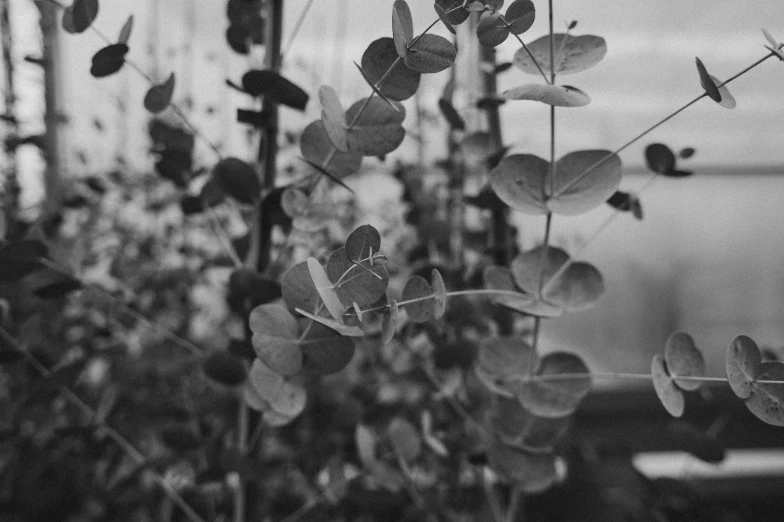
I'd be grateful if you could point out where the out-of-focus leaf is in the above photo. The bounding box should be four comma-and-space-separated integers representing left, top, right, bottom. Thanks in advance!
242, 69, 309, 110
203, 352, 248, 386
144, 73, 175, 114
90, 44, 128, 78
388, 417, 421, 462
62, 0, 98, 34
212, 157, 260, 204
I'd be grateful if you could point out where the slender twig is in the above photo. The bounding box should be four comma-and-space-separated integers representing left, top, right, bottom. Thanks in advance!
511, 32, 550, 84
553, 51, 778, 199
0, 326, 207, 522
278, 0, 316, 66
506, 483, 523, 522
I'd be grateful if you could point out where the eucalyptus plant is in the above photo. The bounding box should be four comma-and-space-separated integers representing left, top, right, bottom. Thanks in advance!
2, 0, 784, 521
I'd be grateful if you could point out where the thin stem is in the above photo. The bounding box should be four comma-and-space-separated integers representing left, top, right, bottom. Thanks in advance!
506, 371, 784, 385
278, 0, 316, 67
205, 208, 243, 268
483, 469, 506, 522
554, 50, 777, 199
234, 397, 248, 522
0, 326, 207, 522
510, 33, 550, 84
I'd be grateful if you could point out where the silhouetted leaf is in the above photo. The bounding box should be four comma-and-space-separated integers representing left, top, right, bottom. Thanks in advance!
242, 69, 309, 110
505, 0, 535, 34
361, 38, 421, 101
606, 190, 643, 220
679, 147, 695, 159
90, 44, 128, 78
62, 0, 98, 34
405, 34, 456, 73
212, 157, 260, 204
664, 331, 705, 391
345, 97, 406, 156
476, 12, 508, 47
144, 73, 175, 114
319, 86, 348, 151
203, 352, 248, 386
250, 303, 302, 375
695, 57, 722, 103
345, 224, 381, 263
28, 270, 82, 299
515, 352, 591, 418
514, 33, 606, 75
388, 417, 421, 462
503, 83, 590, 107
652, 354, 685, 417
301, 120, 362, 178
402, 275, 433, 323
726, 335, 761, 399
392, 0, 414, 58
645, 143, 676, 174
118, 15, 133, 44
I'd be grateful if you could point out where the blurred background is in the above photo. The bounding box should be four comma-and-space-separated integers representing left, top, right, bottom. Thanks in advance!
2, 0, 784, 378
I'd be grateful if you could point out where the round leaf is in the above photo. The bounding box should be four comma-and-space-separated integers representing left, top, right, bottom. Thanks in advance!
503, 83, 590, 107
434, 3, 456, 34
651, 354, 685, 418
281, 261, 320, 314
300, 323, 356, 375
549, 150, 622, 215
431, 269, 446, 320
326, 247, 389, 308
345, 224, 382, 263
361, 37, 421, 101
248, 359, 306, 418
505, 0, 535, 35
489, 154, 549, 215
318, 85, 347, 151
482, 265, 562, 318
144, 73, 175, 114
62, 0, 99, 34
726, 335, 761, 399
203, 352, 248, 386
476, 13, 509, 47
90, 43, 128, 78
515, 352, 591, 418
388, 417, 421, 462
477, 336, 537, 397
402, 275, 434, 323
345, 97, 406, 156
250, 303, 302, 376
392, 0, 414, 58
405, 34, 456, 73
212, 157, 260, 204
301, 121, 362, 179
513, 33, 607, 76
664, 331, 705, 391
645, 143, 676, 175
745, 362, 784, 426
307, 257, 346, 321
434, 0, 470, 25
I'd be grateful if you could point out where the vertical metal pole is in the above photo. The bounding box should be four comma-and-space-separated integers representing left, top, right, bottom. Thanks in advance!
0, 0, 19, 231
36, 0, 63, 217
